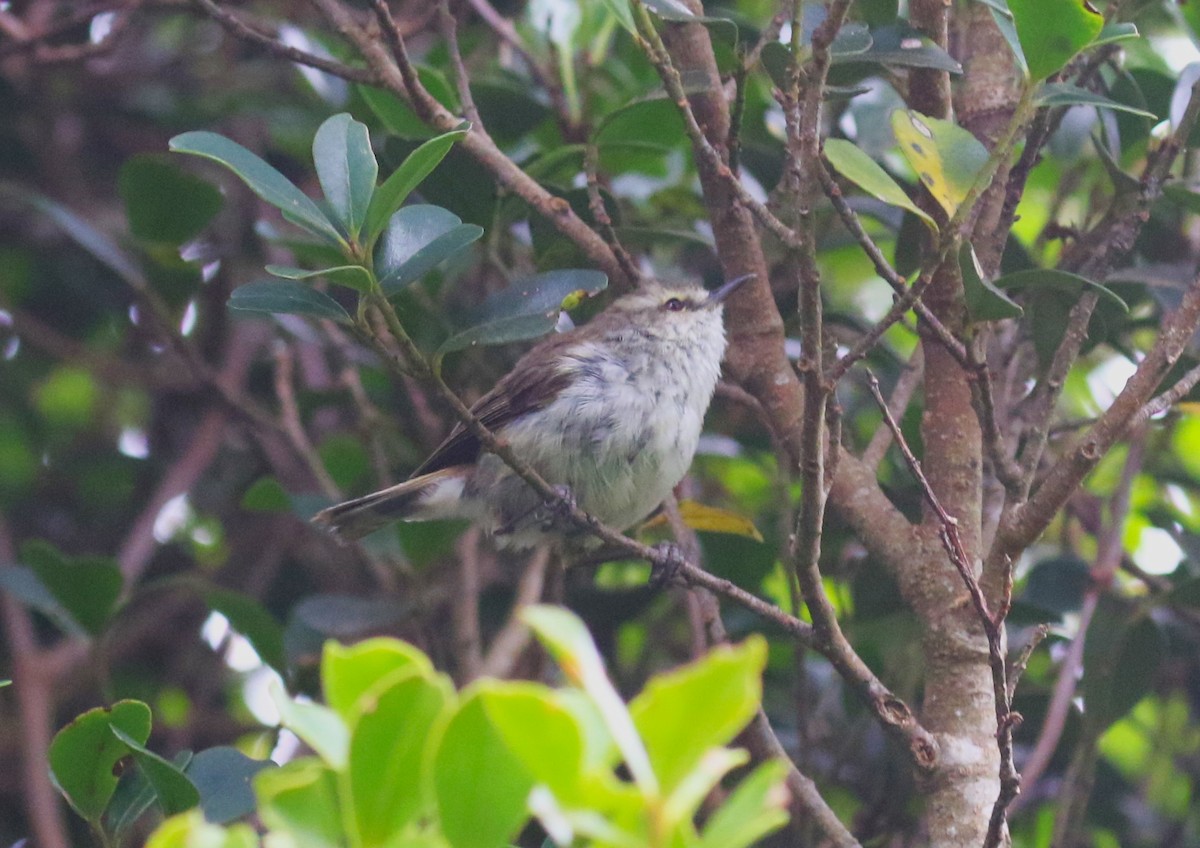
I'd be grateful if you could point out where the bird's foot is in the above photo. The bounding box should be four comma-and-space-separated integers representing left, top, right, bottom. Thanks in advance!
536, 484, 578, 531
649, 542, 689, 588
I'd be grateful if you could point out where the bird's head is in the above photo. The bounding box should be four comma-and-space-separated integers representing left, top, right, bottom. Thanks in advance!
607, 274, 753, 338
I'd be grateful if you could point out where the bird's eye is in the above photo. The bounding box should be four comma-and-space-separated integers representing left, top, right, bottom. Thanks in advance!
664, 297, 685, 311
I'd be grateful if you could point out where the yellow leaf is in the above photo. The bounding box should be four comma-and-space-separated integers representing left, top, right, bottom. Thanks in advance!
890, 109, 989, 218
1176, 402, 1200, 418
641, 501, 764, 542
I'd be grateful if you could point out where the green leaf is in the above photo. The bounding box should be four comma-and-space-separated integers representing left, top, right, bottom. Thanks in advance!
1023, 555, 1091, 615
823, 139, 938, 233
49, 700, 152, 823
265, 263, 374, 293
0, 565, 87, 637
697, 761, 790, 848
255, 760, 343, 848
321, 637, 435, 720
312, 113, 378, 239
434, 691, 533, 848
842, 23, 961, 73
642, 0, 739, 46
630, 636, 767, 792
269, 680, 348, 769
169, 131, 344, 246
994, 268, 1129, 311
1093, 22, 1139, 48
891, 109, 989, 218
437, 313, 558, 357
365, 127, 470, 242
203, 587, 286, 675
479, 683, 587, 803
598, 0, 636, 34
984, 2, 1026, 76
241, 477, 290, 513
227, 280, 352, 324
146, 810, 259, 848
1037, 83, 1158, 118
359, 73, 458, 140
960, 242, 1023, 322
349, 669, 453, 844
22, 540, 122, 636
186, 747, 273, 825
466, 269, 608, 324
1083, 603, 1164, 730
376, 205, 482, 294
1006, 0, 1103, 81
119, 155, 224, 245
110, 727, 200, 816
381, 225, 483, 295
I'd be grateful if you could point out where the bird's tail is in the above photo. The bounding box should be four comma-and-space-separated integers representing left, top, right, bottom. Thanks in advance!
312, 466, 470, 540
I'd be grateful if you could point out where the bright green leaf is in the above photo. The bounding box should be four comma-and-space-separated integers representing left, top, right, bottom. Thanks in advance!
630, 636, 767, 792
480, 683, 587, 802
1007, 0, 1104, 81
365, 127, 470, 242
312, 113, 377, 239
255, 760, 343, 848
110, 727, 200, 816
49, 700, 152, 823
119, 155, 224, 245
265, 263, 374, 293
349, 669, 453, 844
697, 760, 790, 848
322, 637, 435, 721
434, 691, 533, 848
598, 0, 636, 34
169, 132, 344, 245
22, 540, 121, 636
960, 242, 1023, 322
146, 810, 258, 848
891, 110, 989, 218
823, 139, 938, 233
269, 681, 348, 769
227, 280, 352, 324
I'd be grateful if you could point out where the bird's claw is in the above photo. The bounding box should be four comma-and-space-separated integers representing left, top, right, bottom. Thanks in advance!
649, 542, 688, 588
537, 484, 577, 530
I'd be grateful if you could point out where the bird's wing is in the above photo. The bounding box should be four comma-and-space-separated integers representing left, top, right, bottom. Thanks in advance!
411, 337, 575, 477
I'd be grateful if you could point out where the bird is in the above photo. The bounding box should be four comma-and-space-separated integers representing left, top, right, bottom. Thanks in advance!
313, 274, 751, 550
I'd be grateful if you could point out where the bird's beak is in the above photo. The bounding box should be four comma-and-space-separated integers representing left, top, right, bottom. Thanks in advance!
706, 273, 755, 307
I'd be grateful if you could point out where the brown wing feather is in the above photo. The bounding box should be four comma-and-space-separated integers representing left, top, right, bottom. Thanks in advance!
411, 333, 577, 477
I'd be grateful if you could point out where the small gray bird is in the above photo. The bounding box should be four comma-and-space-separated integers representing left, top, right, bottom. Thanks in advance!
313, 275, 749, 549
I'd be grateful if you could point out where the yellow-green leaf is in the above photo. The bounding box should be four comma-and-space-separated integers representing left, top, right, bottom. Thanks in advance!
891, 110, 989, 218
641, 501, 764, 542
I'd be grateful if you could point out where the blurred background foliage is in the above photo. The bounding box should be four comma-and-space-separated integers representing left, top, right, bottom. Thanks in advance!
3, 0, 1200, 846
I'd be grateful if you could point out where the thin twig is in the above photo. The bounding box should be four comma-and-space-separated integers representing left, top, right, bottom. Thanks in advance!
274, 343, 341, 500
193, 0, 377, 84
480, 547, 552, 678
863, 348, 924, 470
583, 142, 642, 287
867, 371, 1019, 848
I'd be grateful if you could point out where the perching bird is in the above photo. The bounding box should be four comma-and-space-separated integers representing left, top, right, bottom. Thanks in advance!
313, 275, 750, 549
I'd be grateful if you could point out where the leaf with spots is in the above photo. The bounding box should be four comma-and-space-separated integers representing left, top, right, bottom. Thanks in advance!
891, 109, 989, 219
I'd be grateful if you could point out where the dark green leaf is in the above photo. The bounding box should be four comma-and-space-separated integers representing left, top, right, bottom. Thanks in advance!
111, 727, 200, 816
227, 280, 352, 324
186, 747, 274, 825
380, 224, 483, 295
294, 593, 413, 642
466, 269, 609, 324
1037, 83, 1157, 119
49, 700, 152, 823
169, 132, 344, 245
312, 113, 377, 239
365, 127, 469, 242
437, 313, 558, 356
359, 72, 458, 140
960, 242, 1023, 322
1093, 22, 1139, 48
118, 155, 223, 245
0, 565, 86, 636
643, 0, 739, 48
265, 263, 373, 293
1083, 602, 1164, 730
203, 587, 286, 675
1006, 0, 1103, 81
1024, 556, 1091, 614
241, 477, 290, 513
842, 23, 962, 73
994, 268, 1129, 311
22, 540, 122, 636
